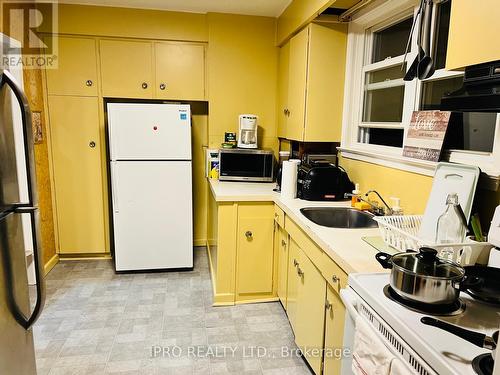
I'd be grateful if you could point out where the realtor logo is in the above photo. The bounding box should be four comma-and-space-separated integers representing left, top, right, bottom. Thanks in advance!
1, 1, 58, 69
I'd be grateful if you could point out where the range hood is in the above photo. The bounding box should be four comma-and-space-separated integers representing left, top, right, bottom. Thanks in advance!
440, 60, 500, 112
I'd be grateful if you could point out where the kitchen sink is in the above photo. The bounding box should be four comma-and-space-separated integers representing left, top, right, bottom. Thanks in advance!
300, 207, 378, 229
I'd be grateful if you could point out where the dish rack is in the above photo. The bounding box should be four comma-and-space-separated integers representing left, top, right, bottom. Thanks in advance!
373, 215, 491, 266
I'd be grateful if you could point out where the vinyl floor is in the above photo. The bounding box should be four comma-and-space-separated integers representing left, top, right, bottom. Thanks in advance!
32, 248, 313, 375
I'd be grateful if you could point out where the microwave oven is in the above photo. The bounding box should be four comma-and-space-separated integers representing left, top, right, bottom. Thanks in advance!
219, 149, 274, 182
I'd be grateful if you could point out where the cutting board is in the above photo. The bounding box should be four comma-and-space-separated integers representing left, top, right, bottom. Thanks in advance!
418, 162, 480, 242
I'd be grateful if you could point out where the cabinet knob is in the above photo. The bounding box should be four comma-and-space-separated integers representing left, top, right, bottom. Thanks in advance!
245, 231, 253, 239
332, 275, 339, 283
297, 267, 304, 277
89, 141, 96, 148
325, 300, 332, 310
281, 239, 286, 247
86, 79, 93, 87
142, 82, 148, 89
293, 259, 298, 267
159, 83, 166, 90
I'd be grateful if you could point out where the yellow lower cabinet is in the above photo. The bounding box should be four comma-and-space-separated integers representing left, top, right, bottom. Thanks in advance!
276, 225, 289, 309
286, 238, 300, 331
323, 285, 346, 375
295, 248, 327, 375
48, 96, 106, 254
235, 203, 276, 302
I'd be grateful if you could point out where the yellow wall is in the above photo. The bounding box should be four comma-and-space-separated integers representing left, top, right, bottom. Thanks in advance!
339, 157, 433, 214
207, 13, 279, 152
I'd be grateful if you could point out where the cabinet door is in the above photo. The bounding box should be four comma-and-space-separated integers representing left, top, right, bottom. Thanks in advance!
155, 42, 205, 100
304, 23, 347, 142
277, 225, 289, 309
295, 249, 327, 375
100, 40, 153, 98
286, 26, 308, 141
46, 37, 98, 96
323, 285, 346, 375
286, 238, 300, 331
277, 42, 290, 138
48, 96, 106, 253
236, 203, 275, 301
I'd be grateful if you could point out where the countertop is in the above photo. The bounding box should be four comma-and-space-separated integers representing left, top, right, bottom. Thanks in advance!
209, 179, 392, 274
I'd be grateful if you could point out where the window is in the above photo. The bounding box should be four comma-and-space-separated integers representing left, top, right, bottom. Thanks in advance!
342, 0, 500, 177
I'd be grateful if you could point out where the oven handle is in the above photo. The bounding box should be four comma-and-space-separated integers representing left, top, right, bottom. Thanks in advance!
340, 288, 359, 320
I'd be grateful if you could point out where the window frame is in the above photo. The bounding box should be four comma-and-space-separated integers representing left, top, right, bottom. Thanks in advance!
340, 0, 500, 178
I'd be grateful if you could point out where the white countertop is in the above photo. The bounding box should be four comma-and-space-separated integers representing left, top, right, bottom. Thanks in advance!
209, 179, 390, 274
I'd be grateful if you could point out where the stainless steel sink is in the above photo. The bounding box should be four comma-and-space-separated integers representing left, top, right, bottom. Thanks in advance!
300, 207, 378, 229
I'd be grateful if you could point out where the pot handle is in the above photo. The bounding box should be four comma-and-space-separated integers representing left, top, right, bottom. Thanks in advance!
375, 252, 393, 269
421, 317, 494, 349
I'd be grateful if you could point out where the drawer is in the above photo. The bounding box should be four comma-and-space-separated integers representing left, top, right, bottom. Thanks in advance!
274, 204, 285, 228
319, 251, 347, 294
285, 216, 323, 268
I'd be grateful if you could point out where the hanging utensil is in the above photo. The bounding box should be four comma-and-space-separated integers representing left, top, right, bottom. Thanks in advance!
417, 0, 435, 79
421, 317, 498, 360
404, 0, 426, 81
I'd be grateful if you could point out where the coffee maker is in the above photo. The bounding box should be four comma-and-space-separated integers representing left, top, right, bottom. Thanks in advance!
237, 114, 258, 149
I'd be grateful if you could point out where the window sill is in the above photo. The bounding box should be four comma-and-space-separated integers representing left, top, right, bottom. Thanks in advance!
338, 146, 500, 190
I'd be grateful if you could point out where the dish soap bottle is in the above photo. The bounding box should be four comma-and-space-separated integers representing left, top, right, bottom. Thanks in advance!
351, 183, 360, 207
390, 197, 403, 215
435, 193, 467, 244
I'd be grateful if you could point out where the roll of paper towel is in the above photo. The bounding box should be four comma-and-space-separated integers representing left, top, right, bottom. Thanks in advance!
281, 159, 300, 199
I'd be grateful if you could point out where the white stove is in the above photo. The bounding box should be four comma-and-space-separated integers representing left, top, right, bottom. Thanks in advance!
343, 273, 499, 375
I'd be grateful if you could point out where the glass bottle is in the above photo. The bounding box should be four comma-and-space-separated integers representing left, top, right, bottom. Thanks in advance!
435, 193, 467, 244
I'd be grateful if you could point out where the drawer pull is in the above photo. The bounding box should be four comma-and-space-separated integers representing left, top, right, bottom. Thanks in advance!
281, 239, 286, 247
332, 275, 339, 283
297, 267, 304, 277
293, 259, 298, 267
159, 83, 166, 90
245, 231, 253, 239
85, 79, 93, 87
141, 82, 148, 89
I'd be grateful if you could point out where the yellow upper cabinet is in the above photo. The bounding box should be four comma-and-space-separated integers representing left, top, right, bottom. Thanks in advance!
446, 0, 500, 70
155, 42, 206, 100
45, 37, 98, 96
100, 39, 154, 99
284, 23, 348, 142
277, 42, 290, 138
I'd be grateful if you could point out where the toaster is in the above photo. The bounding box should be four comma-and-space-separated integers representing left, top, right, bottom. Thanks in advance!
297, 161, 354, 201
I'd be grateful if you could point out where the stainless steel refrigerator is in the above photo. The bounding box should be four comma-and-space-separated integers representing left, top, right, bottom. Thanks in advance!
0, 69, 45, 374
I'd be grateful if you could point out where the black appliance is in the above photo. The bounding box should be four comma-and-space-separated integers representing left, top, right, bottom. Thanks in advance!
297, 161, 354, 201
441, 60, 500, 112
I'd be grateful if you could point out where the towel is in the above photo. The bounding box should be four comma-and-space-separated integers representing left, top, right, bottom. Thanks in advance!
352, 315, 395, 375
389, 358, 413, 375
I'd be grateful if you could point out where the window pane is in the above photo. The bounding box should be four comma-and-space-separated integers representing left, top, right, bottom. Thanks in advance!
444, 113, 497, 153
363, 86, 404, 122
359, 128, 404, 147
368, 65, 405, 83
372, 17, 413, 63
434, 0, 452, 70
420, 76, 463, 110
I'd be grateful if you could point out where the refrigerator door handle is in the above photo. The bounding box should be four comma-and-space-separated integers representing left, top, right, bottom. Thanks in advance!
110, 161, 119, 213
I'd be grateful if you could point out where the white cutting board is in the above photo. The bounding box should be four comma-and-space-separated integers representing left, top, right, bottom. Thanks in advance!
418, 162, 480, 242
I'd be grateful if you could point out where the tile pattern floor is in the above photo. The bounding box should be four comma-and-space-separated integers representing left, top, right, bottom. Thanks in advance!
33, 248, 313, 375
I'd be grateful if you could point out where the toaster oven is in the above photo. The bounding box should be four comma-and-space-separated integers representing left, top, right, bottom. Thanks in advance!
219, 149, 274, 182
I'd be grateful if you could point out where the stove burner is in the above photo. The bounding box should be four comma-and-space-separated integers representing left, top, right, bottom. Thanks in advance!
472, 353, 494, 375
383, 285, 466, 316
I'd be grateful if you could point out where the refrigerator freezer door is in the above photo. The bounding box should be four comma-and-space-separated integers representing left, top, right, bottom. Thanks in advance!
111, 161, 193, 271
0, 213, 37, 375
107, 103, 191, 161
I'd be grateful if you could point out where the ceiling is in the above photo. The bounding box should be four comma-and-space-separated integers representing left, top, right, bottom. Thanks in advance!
56, 0, 293, 17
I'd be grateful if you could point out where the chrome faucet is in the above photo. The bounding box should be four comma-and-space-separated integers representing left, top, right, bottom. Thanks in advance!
365, 190, 393, 216
344, 189, 393, 216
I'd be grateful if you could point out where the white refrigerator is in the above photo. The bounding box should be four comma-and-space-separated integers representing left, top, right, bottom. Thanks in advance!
107, 103, 193, 271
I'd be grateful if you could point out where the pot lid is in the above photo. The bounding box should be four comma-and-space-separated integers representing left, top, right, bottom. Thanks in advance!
392, 247, 465, 279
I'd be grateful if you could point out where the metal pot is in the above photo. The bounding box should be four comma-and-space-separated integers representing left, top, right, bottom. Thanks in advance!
376, 247, 465, 305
